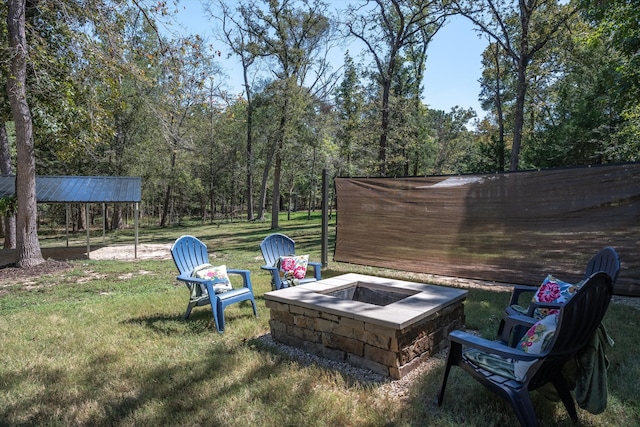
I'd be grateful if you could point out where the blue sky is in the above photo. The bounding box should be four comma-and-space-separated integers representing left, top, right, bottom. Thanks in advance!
170, 1, 488, 116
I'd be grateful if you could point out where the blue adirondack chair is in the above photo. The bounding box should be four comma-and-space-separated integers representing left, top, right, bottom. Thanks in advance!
170, 235, 257, 333
259, 233, 322, 290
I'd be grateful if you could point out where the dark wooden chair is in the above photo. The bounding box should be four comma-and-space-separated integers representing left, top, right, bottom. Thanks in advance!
170, 235, 257, 333
437, 272, 613, 427
259, 233, 322, 290
498, 247, 620, 344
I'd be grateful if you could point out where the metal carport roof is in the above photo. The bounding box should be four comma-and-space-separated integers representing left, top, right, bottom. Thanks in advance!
0, 175, 141, 202
0, 175, 142, 259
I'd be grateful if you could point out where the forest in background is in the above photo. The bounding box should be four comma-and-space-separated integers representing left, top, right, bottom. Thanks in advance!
1, 0, 639, 235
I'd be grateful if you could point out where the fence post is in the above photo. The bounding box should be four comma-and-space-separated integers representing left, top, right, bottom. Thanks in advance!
321, 168, 328, 268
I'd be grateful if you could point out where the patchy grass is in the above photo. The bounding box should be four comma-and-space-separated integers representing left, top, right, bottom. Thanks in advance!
0, 212, 638, 426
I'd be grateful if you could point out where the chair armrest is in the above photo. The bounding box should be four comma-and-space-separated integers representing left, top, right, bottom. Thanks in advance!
260, 265, 278, 273
508, 284, 539, 306
500, 311, 537, 344
262, 261, 321, 280
450, 330, 539, 362
501, 309, 555, 345
227, 268, 254, 292
504, 312, 537, 329
178, 271, 251, 292
308, 261, 322, 280
176, 274, 219, 286
525, 301, 564, 316
176, 274, 226, 300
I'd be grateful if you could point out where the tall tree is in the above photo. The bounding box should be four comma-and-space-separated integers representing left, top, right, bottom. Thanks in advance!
344, 0, 447, 176
428, 106, 476, 174
217, 1, 259, 220
6, 0, 44, 267
523, 16, 631, 167
0, 122, 16, 249
239, 0, 333, 229
0, 5, 16, 248
452, 0, 578, 170
478, 40, 511, 172
334, 53, 366, 177
581, 0, 640, 160
153, 35, 219, 227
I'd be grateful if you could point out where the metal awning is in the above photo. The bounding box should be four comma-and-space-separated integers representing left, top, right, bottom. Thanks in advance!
0, 175, 142, 259
0, 176, 141, 202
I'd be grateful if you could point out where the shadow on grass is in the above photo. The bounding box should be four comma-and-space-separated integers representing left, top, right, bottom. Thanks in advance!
121, 312, 216, 336
0, 340, 310, 426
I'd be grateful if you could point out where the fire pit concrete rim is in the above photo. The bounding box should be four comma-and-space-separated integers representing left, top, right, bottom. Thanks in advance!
264, 273, 468, 329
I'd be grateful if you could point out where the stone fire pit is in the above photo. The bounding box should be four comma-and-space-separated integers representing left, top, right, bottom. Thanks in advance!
264, 273, 468, 379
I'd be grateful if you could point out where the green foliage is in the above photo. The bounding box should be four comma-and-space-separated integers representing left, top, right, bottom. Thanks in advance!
345, 0, 449, 176
520, 12, 638, 168
424, 107, 476, 175
3, 0, 640, 239
614, 104, 640, 161
0, 195, 17, 216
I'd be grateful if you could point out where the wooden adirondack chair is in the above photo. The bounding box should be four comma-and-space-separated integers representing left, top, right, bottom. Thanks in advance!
437, 272, 614, 427
170, 235, 257, 333
498, 247, 620, 344
259, 233, 322, 290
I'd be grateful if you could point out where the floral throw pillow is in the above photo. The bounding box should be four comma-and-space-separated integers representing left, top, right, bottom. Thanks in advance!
531, 274, 581, 318
278, 254, 309, 284
533, 274, 579, 304
191, 263, 233, 295
513, 313, 558, 381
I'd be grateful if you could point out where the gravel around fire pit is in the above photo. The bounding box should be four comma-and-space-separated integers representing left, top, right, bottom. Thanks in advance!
255, 333, 446, 401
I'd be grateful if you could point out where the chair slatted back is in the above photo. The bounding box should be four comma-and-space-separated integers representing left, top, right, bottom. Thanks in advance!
260, 233, 296, 267
171, 235, 209, 275
529, 271, 613, 389
585, 247, 621, 284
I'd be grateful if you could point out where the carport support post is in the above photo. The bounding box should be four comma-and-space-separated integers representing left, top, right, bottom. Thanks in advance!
65, 204, 70, 247
86, 202, 90, 259
102, 203, 106, 243
134, 202, 139, 259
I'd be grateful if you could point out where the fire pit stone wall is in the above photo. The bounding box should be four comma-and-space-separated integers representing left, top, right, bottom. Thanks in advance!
264, 274, 467, 379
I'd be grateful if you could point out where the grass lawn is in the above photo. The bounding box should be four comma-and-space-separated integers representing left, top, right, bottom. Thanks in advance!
1, 212, 638, 426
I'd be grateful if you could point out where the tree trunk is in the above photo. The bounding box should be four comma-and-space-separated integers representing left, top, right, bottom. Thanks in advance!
0, 122, 16, 249
160, 151, 176, 227
6, 0, 44, 267
256, 147, 274, 222
378, 78, 391, 176
209, 183, 215, 223
78, 204, 86, 231
495, 66, 506, 171
270, 101, 288, 230
510, 57, 528, 171
231, 157, 238, 222
244, 63, 255, 221
270, 144, 283, 229
111, 204, 123, 230
307, 146, 317, 218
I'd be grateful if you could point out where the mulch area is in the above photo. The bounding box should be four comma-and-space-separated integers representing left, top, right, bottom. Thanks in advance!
0, 246, 90, 284
0, 244, 173, 285
0, 259, 74, 283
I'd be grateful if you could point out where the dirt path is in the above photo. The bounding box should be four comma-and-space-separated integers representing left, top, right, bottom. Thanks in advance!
1, 244, 637, 309
0, 244, 173, 285
0, 243, 172, 266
